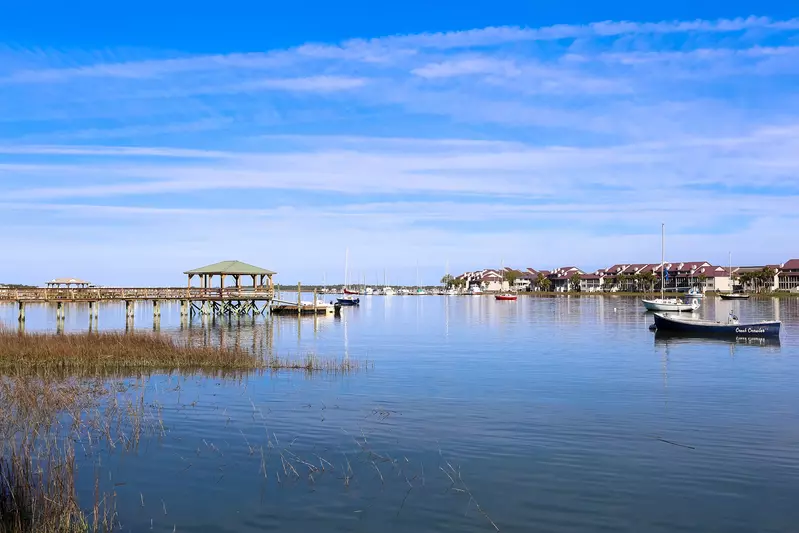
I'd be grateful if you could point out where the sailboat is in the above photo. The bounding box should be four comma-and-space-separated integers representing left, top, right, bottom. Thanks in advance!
495, 261, 517, 300
415, 262, 426, 295
342, 248, 359, 295
381, 268, 395, 295
444, 260, 458, 295
719, 251, 750, 300
339, 248, 360, 304
642, 224, 700, 312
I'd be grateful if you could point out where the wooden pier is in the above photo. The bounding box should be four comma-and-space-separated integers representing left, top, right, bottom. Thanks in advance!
1, 260, 280, 325
0, 261, 351, 327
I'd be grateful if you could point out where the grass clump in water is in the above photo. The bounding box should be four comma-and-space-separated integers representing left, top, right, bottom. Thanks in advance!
0, 329, 370, 374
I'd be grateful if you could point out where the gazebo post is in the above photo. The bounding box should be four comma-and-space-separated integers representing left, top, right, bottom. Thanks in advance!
252, 274, 257, 289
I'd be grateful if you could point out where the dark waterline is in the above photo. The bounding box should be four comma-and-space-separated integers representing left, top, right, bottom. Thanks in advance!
2, 295, 799, 532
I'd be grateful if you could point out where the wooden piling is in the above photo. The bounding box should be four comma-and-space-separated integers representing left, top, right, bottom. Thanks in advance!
17, 301, 25, 322
56, 302, 64, 321
153, 300, 160, 317
313, 289, 317, 312
297, 282, 302, 315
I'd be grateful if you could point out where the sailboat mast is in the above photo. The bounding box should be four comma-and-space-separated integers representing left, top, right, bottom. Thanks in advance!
344, 248, 349, 289
661, 223, 665, 300
729, 251, 732, 293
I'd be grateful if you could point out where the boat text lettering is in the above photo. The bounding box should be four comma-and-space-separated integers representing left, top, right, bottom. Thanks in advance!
735, 327, 767, 334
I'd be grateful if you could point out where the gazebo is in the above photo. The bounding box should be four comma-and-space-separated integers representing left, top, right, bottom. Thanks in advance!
184, 260, 276, 292
46, 277, 92, 288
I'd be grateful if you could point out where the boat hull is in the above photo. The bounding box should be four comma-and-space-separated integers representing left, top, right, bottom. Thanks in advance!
653, 313, 780, 337
642, 299, 699, 312
495, 295, 517, 301
336, 297, 360, 306
719, 293, 750, 300
343, 288, 360, 295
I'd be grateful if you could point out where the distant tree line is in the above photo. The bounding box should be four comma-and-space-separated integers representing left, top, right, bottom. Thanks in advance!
737, 267, 776, 293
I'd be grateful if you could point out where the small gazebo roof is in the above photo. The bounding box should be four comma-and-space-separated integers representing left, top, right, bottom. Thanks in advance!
47, 277, 91, 285
184, 260, 276, 276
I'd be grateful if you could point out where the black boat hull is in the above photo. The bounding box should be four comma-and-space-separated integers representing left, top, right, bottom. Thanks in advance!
336, 298, 360, 306
653, 313, 780, 337
719, 294, 750, 300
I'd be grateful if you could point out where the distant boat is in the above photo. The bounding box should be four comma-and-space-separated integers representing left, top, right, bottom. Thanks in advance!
383, 287, 395, 296
643, 298, 700, 312
495, 294, 517, 301
653, 312, 780, 337
343, 288, 360, 295
469, 286, 482, 295
642, 223, 698, 312
685, 287, 704, 299
719, 293, 750, 300
337, 297, 360, 306
365, 287, 374, 295
416, 288, 427, 295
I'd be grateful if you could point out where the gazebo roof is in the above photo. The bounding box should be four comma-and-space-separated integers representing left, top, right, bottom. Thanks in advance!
184, 260, 276, 276
47, 277, 91, 285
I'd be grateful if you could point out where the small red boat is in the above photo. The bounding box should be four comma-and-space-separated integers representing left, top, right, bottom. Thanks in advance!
495, 294, 517, 301
343, 288, 360, 295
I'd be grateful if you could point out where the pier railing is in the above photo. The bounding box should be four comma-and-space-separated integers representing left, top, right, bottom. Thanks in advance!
0, 286, 275, 302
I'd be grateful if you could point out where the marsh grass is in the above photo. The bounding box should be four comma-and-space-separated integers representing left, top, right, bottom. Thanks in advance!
0, 327, 370, 531
0, 329, 371, 374
0, 375, 151, 532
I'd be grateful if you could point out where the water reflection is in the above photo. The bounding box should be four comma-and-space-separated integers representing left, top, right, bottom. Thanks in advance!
654, 330, 782, 349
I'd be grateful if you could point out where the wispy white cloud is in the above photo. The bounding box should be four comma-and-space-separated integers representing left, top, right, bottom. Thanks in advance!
1, 16, 799, 282
412, 58, 521, 78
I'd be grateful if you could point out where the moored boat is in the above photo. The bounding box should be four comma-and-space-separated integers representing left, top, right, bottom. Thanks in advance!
336, 296, 360, 306
343, 288, 360, 295
719, 293, 750, 300
642, 298, 700, 312
685, 287, 704, 299
652, 312, 780, 337
495, 294, 517, 301
642, 223, 700, 312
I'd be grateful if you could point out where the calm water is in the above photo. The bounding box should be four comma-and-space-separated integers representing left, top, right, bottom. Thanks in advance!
2, 295, 799, 532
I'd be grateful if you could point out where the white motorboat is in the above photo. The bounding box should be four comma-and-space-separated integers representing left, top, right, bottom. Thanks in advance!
642, 298, 700, 312
383, 286, 395, 296
685, 287, 704, 299
469, 286, 482, 295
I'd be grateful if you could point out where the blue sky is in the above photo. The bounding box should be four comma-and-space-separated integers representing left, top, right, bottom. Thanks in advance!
1, 1, 798, 286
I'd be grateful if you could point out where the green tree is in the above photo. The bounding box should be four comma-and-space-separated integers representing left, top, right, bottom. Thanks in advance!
569, 273, 582, 292
759, 267, 775, 293
639, 272, 657, 293
440, 274, 454, 288
603, 275, 617, 292
503, 270, 520, 286
535, 273, 551, 292
697, 273, 708, 292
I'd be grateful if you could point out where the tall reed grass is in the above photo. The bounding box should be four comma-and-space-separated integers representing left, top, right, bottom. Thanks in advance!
0, 328, 370, 374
